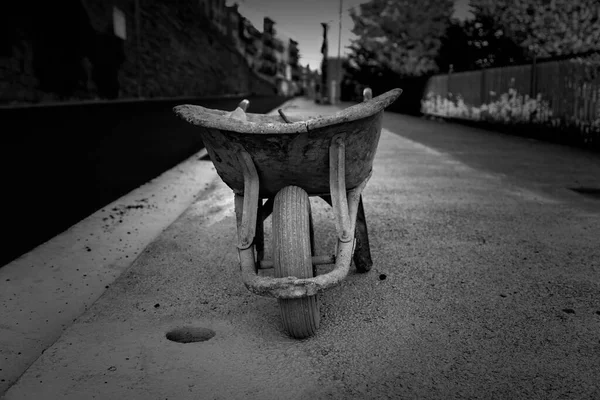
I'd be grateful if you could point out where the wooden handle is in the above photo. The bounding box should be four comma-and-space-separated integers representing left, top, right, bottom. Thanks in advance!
278, 109, 291, 123
238, 99, 250, 112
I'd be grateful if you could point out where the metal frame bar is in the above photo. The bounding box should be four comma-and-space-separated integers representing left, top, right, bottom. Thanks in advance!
234, 146, 259, 250
234, 139, 372, 299
258, 255, 336, 270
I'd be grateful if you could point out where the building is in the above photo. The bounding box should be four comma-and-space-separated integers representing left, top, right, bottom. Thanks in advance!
258, 16, 293, 95
198, 0, 227, 35
207, 8, 302, 97
323, 57, 346, 104
258, 17, 278, 79
300, 64, 320, 99
272, 35, 289, 95
225, 3, 243, 52
238, 16, 262, 71
289, 39, 301, 80
272, 36, 286, 80
0, 0, 277, 104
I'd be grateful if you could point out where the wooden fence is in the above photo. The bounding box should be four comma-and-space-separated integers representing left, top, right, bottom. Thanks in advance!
421, 57, 600, 148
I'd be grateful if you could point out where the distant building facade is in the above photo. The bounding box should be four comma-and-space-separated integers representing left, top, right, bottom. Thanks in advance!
0, 0, 276, 104
237, 15, 263, 71
300, 64, 320, 99
323, 57, 346, 104
195, 2, 303, 97
250, 16, 301, 96
198, 0, 227, 35
288, 39, 301, 95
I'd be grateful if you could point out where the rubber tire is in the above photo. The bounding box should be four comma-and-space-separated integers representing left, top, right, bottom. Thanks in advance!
273, 186, 319, 339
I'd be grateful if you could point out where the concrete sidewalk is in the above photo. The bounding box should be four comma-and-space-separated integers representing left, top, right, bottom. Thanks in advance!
3, 97, 600, 399
0, 146, 219, 396
0, 97, 325, 396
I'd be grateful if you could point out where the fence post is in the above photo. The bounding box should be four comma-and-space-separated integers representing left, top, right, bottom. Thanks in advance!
530, 55, 537, 99
480, 68, 486, 106
447, 64, 453, 116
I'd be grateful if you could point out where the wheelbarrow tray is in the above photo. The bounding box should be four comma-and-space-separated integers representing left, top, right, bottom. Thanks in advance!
173, 89, 401, 198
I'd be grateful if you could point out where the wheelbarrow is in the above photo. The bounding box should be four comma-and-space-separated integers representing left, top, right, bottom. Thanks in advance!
173, 88, 402, 338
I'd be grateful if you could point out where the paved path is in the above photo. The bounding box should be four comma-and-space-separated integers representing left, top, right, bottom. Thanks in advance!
381, 112, 600, 213
0, 149, 217, 395
3, 97, 600, 399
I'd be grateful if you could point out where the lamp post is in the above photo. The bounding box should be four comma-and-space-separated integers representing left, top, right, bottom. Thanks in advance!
320, 22, 329, 103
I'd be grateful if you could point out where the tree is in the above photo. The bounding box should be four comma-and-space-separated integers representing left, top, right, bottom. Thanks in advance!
471, 0, 600, 58
436, 11, 527, 72
348, 0, 454, 78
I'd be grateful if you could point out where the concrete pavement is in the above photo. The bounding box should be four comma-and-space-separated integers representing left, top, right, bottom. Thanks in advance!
0, 147, 218, 395
3, 97, 600, 399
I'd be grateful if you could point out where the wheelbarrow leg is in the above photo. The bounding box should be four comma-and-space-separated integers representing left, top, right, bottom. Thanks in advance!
256, 197, 274, 264
353, 195, 372, 273
255, 200, 265, 264
318, 193, 372, 272
234, 148, 259, 250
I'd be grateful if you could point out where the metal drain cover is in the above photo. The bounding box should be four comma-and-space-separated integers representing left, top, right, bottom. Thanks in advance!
166, 327, 215, 343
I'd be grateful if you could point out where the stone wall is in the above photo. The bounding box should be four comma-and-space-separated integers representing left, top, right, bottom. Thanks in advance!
0, 1, 98, 103
0, 94, 288, 266
0, 0, 276, 105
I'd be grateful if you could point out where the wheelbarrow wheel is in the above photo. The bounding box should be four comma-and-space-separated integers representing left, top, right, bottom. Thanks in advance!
273, 185, 319, 339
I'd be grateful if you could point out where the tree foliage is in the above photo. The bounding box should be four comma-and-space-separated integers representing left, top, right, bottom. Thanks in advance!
436, 12, 527, 72
471, 0, 600, 58
347, 0, 454, 78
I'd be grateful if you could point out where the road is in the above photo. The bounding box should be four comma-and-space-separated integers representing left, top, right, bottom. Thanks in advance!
3, 97, 600, 399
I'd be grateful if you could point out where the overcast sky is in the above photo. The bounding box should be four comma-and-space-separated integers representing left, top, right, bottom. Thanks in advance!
229, 0, 473, 70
